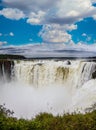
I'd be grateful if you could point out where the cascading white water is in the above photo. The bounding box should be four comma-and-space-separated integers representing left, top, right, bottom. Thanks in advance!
1, 63, 6, 81
72, 79, 96, 112
0, 63, 8, 82
0, 59, 96, 118
13, 60, 96, 90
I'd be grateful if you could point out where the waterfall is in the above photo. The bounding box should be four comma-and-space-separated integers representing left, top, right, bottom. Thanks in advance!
0, 59, 96, 89
0, 59, 96, 118
0, 60, 14, 82
76, 62, 96, 88
2, 63, 6, 81
13, 60, 96, 90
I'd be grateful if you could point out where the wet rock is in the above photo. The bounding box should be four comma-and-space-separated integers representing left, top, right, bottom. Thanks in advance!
92, 71, 96, 79
0, 60, 14, 81
66, 60, 71, 65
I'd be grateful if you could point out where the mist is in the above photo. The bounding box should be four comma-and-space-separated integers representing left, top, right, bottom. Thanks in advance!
1, 59, 96, 119
0, 81, 72, 119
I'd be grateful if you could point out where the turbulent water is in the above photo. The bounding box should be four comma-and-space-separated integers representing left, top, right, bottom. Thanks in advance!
0, 59, 96, 118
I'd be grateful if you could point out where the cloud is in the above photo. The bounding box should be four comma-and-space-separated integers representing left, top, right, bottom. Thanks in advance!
82, 33, 92, 42
0, 33, 2, 36
82, 33, 87, 37
1, 43, 96, 58
91, 0, 96, 3
39, 24, 77, 43
0, 41, 7, 46
0, 32, 14, 37
2, 0, 57, 12
86, 36, 91, 41
27, 11, 45, 25
93, 14, 96, 20
1, 0, 96, 24
9, 32, 14, 36
1, 0, 96, 44
29, 38, 33, 42
0, 8, 25, 20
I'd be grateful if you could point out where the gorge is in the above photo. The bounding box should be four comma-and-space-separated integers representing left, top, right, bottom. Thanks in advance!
0, 59, 96, 118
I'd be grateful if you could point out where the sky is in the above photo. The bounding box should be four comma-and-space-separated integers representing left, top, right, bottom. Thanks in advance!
0, 0, 96, 57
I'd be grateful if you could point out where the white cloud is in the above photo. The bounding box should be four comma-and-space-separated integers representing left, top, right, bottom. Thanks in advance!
29, 38, 33, 42
1, 0, 96, 44
9, 32, 14, 36
91, 0, 96, 3
2, 0, 96, 24
82, 33, 87, 37
0, 32, 14, 37
0, 41, 7, 46
1, 43, 96, 58
93, 15, 96, 20
0, 33, 2, 36
82, 33, 91, 41
27, 11, 45, 25
57, 1, 89, 18
39, 24, 76, 43
47, 0, 96, 25
2, 0, 56, 12
0, 8, 25, 20
87, 36, 91, 41
64, 24, 77, 31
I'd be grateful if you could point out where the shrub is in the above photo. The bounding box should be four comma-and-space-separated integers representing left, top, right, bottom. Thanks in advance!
0, 104, 96, 130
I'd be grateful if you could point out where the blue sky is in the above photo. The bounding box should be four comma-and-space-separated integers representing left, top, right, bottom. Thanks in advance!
0, 0, 96, 47
0, 16, 42, 46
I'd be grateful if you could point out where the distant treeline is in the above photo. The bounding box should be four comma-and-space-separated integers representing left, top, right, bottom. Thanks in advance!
0, 54, 25, 60
0, 54, 96, 61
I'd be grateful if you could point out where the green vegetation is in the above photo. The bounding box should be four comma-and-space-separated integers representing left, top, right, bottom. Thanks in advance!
0, 104, 96, 130
0, 54, 25, 60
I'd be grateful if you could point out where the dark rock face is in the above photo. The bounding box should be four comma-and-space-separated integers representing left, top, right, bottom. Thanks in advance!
0, 60, 14, 81
92, 71, 96, 79
65, 60, 71, 65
